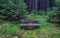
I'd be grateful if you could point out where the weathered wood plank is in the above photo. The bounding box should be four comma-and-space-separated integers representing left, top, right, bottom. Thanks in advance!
20, 24, 40, 26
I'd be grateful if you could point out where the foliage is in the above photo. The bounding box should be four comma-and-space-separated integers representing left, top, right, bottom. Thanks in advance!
56, 0, 60, 4
0, 14, 60, 38
0, 0, 60, 38
0, 0, 27, 22
53, 34, 60, 38
0, 22, 24, 37
56, 0, 60, 11
30, 10, 46, 15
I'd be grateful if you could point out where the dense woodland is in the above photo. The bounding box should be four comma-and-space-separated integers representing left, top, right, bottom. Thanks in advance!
0, 0, 60, 38
0, 0, 60, 22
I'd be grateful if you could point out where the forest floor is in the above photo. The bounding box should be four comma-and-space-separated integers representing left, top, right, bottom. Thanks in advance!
21, 23, 60, 38
0, 15, 60, 38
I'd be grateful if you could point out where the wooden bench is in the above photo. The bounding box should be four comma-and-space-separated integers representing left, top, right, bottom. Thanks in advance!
20, 20, 40, 30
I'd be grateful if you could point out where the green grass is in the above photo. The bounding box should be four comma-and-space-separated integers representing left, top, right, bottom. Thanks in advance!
38, 15, 54, 35
0, 15, 60, 38
40, 27, 54, 34
53, 34, 60, 38
0, 22, 25, 37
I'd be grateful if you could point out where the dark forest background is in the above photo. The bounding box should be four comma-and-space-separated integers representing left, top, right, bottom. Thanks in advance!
0, 0, 60, 22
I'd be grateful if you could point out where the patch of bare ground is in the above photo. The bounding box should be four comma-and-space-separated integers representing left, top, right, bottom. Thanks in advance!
37, 33, 48, 38
0, 21, 10, 25
21, 31, 30, 38
21, 31, 38, 38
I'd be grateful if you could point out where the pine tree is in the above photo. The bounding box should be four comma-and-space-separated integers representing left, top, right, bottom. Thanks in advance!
0, 0, 27, 21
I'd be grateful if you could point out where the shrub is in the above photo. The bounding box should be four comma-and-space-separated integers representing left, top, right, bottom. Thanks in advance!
0, 0, 27, 22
